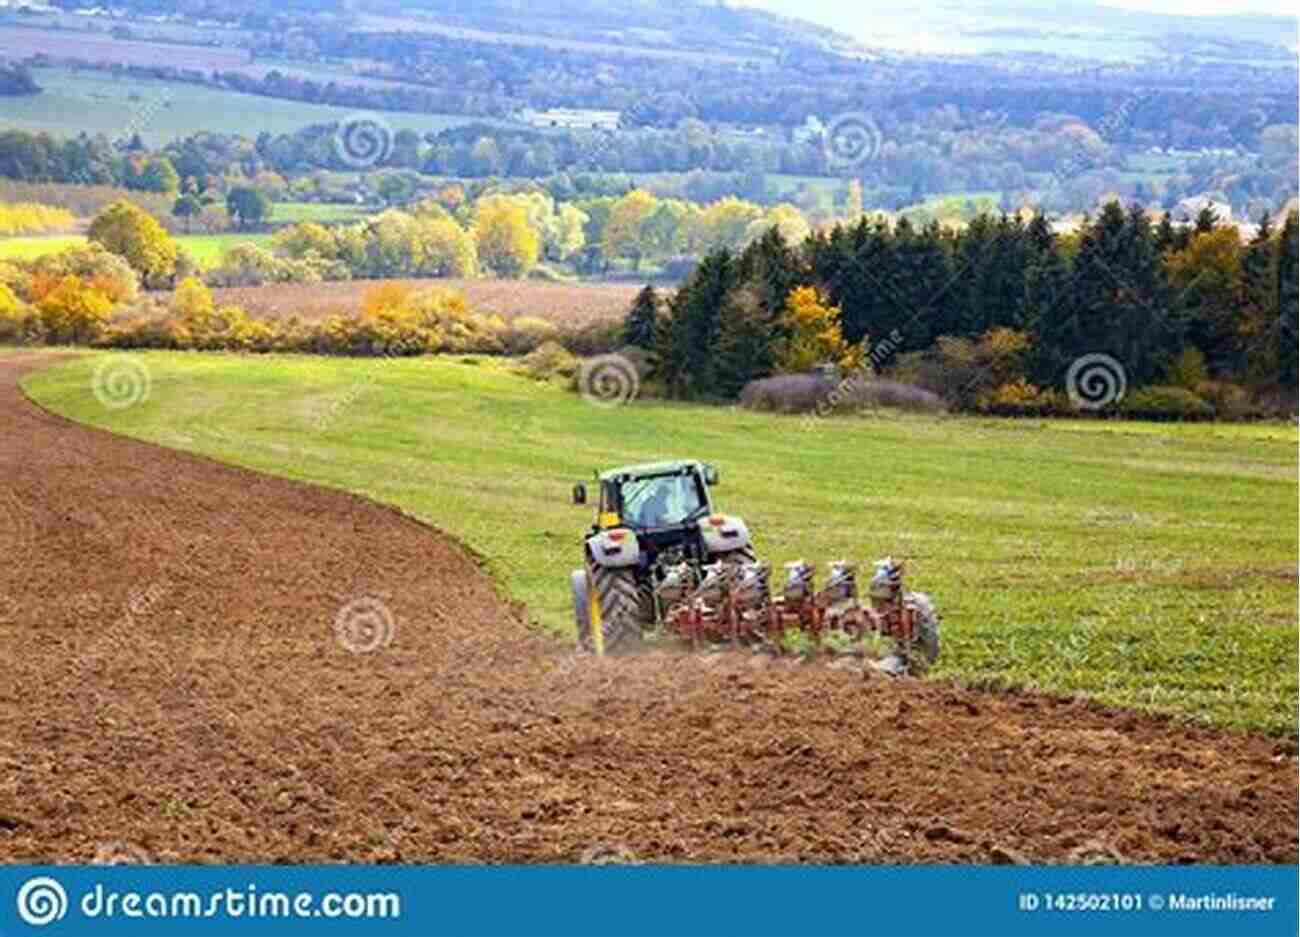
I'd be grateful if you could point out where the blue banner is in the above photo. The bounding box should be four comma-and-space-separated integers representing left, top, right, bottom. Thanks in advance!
1, 865, 1295, 937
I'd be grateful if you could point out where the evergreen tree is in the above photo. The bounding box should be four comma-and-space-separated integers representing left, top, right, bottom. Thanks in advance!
712, 285, 777, 398
1277, 211, 1299, 390
660, 249, 736, 399
622, 284, 660, 348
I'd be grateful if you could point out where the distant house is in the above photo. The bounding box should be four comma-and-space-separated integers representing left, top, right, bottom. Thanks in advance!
522, 108, 621, 131
1172, 195, 1232, 223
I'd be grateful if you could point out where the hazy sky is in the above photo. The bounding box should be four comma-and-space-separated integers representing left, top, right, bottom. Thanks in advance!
739, 0, 1298, 53
744, 0, 1299, 18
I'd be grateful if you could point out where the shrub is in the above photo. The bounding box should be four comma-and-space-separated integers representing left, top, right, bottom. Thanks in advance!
556, 320, 623, 357
35, 275, 113, 343
516, 340, 580, 381
740, 373, 946, 415
87, 198, 178, 288
976, 378, 1066, 416
0, 283, 43, 344
0, 261, 32, 302
1196, 380, 1256, 421
204, 244, 348, 288
739, 373, 833, 413
361, 282, 412, 317
26, 243, 139, 305
501, 315, 559, 355
1119, 385, 1215, 421
1166, 347, 1209, 391
842, 379, 947, 414
901, 328, 1032, 408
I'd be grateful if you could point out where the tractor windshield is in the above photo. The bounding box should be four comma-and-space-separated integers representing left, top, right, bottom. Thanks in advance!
620, 473, 706, 529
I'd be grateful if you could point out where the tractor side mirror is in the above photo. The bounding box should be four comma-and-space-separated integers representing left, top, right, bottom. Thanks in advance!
703, 464, 720, 486
572, 484, 587, 505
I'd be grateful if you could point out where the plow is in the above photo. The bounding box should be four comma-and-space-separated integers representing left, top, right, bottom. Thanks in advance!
569, 460, 939, 675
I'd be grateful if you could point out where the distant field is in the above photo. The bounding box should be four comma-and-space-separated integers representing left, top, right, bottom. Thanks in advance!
0, 235, 86, 261
0, 233, 271, 266
354, 12, 764, 64
0, 24, 250, 71
211, 278, 641, 324
2, 66, 503, 145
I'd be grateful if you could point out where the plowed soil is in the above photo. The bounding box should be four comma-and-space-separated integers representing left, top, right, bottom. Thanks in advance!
1, 355, 1295, 864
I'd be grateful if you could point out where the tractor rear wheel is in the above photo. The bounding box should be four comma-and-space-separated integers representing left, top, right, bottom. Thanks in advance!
586, 563, 646, 653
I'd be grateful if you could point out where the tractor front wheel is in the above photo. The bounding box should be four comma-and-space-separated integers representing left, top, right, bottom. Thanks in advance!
570, 568, 593, 646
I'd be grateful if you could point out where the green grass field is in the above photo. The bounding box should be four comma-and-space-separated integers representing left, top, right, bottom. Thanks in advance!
0, 233, 272, 266
21, 351, 1299, 735
4, 68, 508, 146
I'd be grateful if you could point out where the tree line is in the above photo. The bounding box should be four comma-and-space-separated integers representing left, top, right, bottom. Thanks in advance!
642, 204, 1298, 416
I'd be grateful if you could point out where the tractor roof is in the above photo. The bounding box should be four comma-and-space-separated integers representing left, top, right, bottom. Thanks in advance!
598, 460, 702, 482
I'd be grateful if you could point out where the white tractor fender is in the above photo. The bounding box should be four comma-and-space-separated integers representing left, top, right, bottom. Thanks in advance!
698, 514, 751, 555
586, 528, 641, 568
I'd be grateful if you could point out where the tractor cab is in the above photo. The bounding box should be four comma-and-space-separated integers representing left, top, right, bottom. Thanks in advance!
573, 460, 720, 535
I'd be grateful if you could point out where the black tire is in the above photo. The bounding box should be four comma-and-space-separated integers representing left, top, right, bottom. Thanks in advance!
588, 562, 646, 653
571, 568, 592, 647
711, 544, 757, 565
901, 592, 940, 674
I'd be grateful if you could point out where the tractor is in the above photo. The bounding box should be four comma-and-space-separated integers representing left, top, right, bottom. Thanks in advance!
569, 460, 940, 674
569, 460, 755, 654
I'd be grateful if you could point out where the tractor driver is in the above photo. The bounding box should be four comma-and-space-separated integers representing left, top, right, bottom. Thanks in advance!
637, 481, 673, 528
